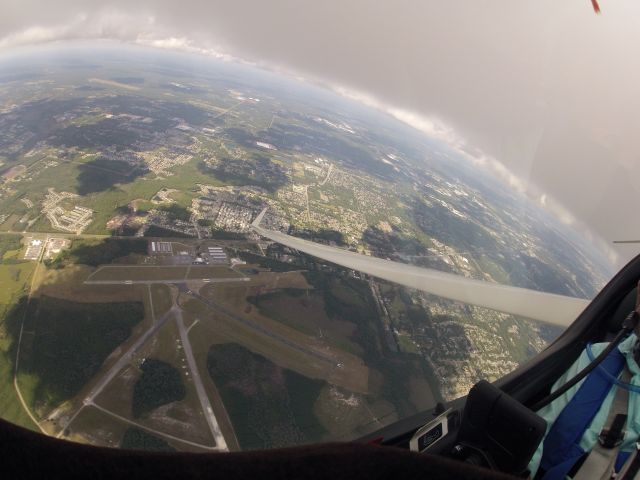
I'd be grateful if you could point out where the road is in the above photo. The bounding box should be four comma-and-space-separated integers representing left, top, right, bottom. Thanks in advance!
175, 309, 228, 451
83, 305, 178, 405
13, 234, 49, 434
319, 163, 334, 186
90, 403, 218, 451
251, 209, 589, 327
182, 286, 335, 365
60, 304, 182, 438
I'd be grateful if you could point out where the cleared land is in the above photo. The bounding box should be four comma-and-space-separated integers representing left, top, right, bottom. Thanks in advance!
185, 266, 242, 279
249, 289, 362, 355
86, 265, 243, 282
182, 291, 368, 393
92, 314, 217, 448
88, 266, 189, 282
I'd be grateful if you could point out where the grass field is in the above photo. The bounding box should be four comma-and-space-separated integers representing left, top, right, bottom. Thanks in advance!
0, 259, 38, 431
89, 266, 189, 282
0, 262, 35, 305
149, 284, 173, 318
183, 290, 369, 393
94, 315, 216, 447
120, 427, 177, 451
0, 234, 22, 261
0, 336, 38, 431
303, 271, 442, 420
65, 404, 129, 447
248, 289, 362, 355
185, 266, 242, 279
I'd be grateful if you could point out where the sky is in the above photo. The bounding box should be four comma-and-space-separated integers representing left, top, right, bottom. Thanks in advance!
1, 0, 640, 267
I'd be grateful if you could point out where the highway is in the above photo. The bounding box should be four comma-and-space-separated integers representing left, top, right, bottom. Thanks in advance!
175, 309, 228, 451
251, 208, 590, 327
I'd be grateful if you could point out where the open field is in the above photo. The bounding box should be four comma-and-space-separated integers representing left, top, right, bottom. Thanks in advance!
35, 264, 145, 303
150, 284, 173, 318
303, 271, 441, 420
238, 269, 312, 289
121, 427, 176, 451
0, 262, 35, 305
0, 261, 38, 431
249, 289, 362, 355
88, 265, 189, 282
313, 384, 398, 441
93, 314, 216, 447
0, 234, 22, 261
181, 290, 368, 393
186, 266, 243, 280
65, 403, 129, 448
0, 334, 38, 431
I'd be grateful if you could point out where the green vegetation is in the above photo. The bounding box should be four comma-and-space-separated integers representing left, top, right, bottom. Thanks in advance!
0, 261, 38, 430
0, 234, 22, 262
49, 238, 148, 268
76, 158, 150, 195
292, 229, 345, 246
209, 229, 246, 240
157, 204, 191, 221
132, 358, 186, 418
0, 304, 37, 430
303, 271, 442, 419
120, 427, 176, 451
6, 295, 144, 412
197, 153, 288, 193
0, 262, 35, 306
236, 251, 300, 272
144, 226, 193, 238
247, 289, 361, 355
207, 343, 326, 450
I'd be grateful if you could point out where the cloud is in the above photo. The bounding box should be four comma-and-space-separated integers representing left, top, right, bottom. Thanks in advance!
0, 3, 625, 268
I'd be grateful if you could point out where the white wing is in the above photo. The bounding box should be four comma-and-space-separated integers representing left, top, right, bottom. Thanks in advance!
252, 209, 589, 327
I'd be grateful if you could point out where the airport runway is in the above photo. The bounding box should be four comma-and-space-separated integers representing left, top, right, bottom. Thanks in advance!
181, 286, 336, 365
84, 277, 250, 286
83, 306, 178, 404
175, 309, 228, 451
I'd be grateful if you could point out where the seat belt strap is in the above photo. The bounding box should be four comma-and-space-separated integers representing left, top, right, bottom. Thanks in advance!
573, 366, 631, 480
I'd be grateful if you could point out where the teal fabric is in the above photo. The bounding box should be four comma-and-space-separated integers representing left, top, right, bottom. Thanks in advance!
528, 334, 640, 478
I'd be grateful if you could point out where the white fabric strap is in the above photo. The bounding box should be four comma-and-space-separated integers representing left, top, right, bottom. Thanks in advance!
573, 366, 631, 480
